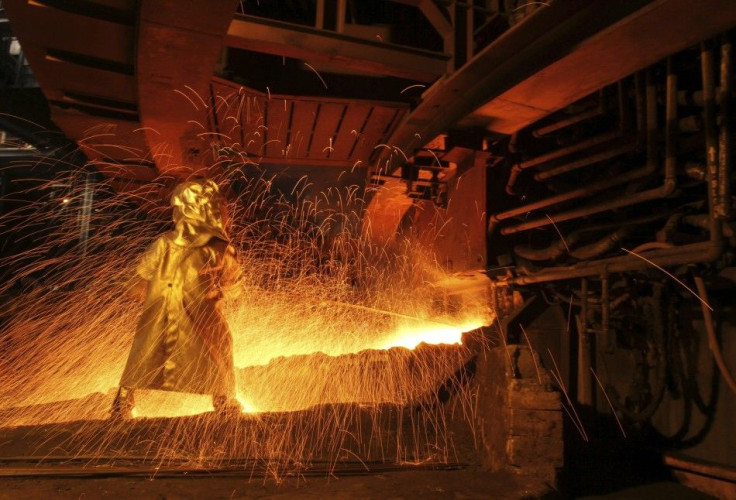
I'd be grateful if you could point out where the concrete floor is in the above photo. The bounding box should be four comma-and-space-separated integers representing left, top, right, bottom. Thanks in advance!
0, 469, 554, 500
0, 407, 719, 498
0, 468, 717, 499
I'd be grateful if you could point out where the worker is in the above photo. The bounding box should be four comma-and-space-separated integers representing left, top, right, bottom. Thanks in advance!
111, 179, 242, 419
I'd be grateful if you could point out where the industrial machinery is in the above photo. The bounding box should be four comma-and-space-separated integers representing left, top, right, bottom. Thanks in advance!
1, 1, 735, 496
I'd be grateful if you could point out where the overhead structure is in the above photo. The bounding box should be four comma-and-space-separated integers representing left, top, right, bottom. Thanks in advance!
1, 0, 451, 196
3, 0, 736, 226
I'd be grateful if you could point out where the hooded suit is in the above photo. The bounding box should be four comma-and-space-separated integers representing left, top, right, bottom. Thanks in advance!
118, 180, 241, 399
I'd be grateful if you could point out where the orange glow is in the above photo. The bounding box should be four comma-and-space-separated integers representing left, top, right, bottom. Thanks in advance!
380, 318, 486, 350
126, 316, 488, 419
0, 122, 493, 469
236, 395, 261, 414
130, 391, 214, 419
123, 392, 261, 419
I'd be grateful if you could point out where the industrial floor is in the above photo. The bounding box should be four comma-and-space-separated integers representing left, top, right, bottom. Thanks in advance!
0, 469, 714, 499
0, 405, 719, 498
0, 468, 552, 499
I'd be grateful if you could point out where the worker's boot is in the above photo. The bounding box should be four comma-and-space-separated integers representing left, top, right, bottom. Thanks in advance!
110, 386, 135, 420
213, 394, 242, 415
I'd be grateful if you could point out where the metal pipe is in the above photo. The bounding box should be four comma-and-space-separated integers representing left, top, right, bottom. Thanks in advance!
336, 0, 346, 33
505, 129, 622, 195
532, 103, 604, 138
504, 240, 720, 285
702, 41, 721, 228
513, 232, 582, 261
630, 241, 674, 252
315, 0, 325, 30
577, 278, 593, 405
569, 227, 632, 260
521, 129, 623, 169
534, 143, 637, 181
682, 213, 735, 237
499, 68, 675, 236
489, 77, 652, 231
490, 160, 657, 230
601, 272, 612, 353
718, 34, 732, 219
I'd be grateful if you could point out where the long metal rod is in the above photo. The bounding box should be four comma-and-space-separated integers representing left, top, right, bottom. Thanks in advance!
568, 227, 632, 260
577, 278, 592, 405
532, 100, 604, 137
702, 41, 721, 230
0, 459, 466, 478
534, 143, 636, 181
504, 241, 718, 285
490, 161, 655, 229
505, 130, 622, 195
336, 0, 346, 33
718, 34, 732, 219
315, 0, 325, 30
601, 272, 611, 353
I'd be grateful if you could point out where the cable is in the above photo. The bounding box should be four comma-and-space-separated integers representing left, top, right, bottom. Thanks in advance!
693, 276, 736, 394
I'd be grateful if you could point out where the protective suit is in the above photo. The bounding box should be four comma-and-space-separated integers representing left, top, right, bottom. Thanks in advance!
112, 180, 242, 418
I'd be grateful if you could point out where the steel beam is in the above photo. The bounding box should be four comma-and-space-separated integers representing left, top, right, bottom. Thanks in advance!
467, 0, 736, 134
379, 0, 654, 169
226, 15, 449, 82
390, 0, 453, 38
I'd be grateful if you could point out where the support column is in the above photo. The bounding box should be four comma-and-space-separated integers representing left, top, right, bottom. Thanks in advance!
477, 344, 563, 483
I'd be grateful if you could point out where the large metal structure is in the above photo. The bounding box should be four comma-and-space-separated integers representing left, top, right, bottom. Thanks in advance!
3, 0, 736, 493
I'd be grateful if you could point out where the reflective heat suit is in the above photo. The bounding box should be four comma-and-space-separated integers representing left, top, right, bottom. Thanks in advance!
119, 231, 241, 398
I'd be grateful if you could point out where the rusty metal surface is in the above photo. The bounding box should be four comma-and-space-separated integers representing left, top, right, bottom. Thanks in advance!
210, 79, 407, 167
364, 0, 652, 244
365, 0, 736, 245
377, 0, 652, 172
226, 14, 449, 82
466, 0, 736, 134
1, 1, 139, 121
665, 453, 736, 498
136, 0, 240, 176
